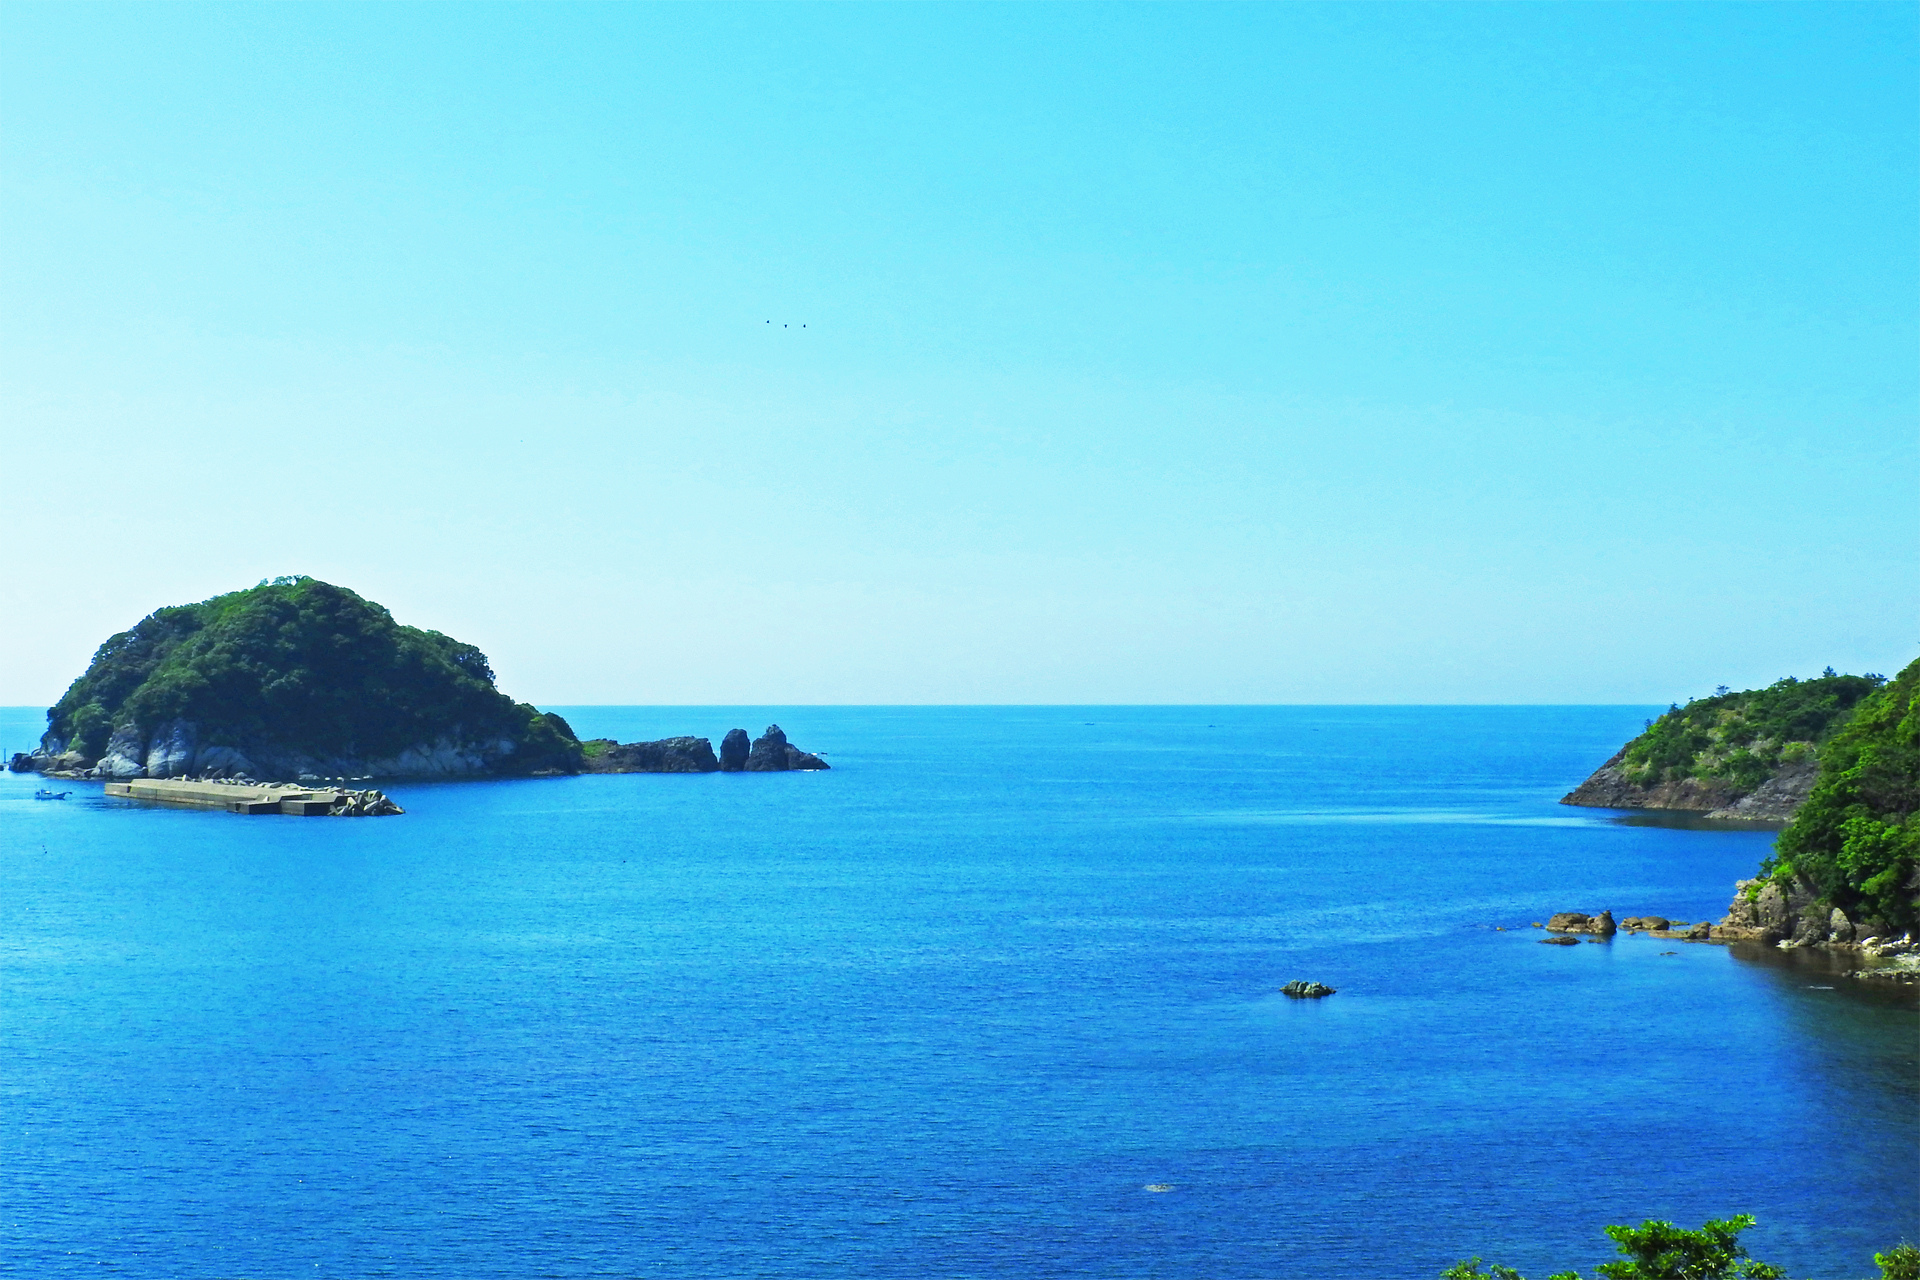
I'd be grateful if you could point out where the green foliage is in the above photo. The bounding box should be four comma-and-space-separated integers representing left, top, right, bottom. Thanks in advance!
1593, 1216, 1785, 1280
1441, 1260, 1535, 1280
44, 578, 582, 774
1878, 1244, 1920, 1280
1442, 1215, 1784, 1280
1620, 673, 1885, 792
1767, 657, 1920, 931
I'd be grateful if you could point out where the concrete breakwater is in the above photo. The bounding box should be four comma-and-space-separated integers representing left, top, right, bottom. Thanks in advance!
104, 777, 403, 817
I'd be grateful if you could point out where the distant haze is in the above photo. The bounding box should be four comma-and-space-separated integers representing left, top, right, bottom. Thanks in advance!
2, 3, 1914, 705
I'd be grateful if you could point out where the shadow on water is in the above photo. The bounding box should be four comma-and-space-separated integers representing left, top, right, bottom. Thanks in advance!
1602, 808, 1785, 833
1724, 941, 1920, 1010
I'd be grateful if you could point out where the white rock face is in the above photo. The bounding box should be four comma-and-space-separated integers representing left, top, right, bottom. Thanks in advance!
96, 724, 148, 779
144, 720, 198, 778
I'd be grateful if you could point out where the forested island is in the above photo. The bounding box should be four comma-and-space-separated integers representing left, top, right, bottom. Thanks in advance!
8, 578, 827, 784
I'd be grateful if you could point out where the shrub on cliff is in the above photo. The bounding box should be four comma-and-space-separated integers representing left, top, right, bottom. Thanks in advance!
44, 577, 582, 774
1621, 671, 1884, 792
1765, 656, 1920, 932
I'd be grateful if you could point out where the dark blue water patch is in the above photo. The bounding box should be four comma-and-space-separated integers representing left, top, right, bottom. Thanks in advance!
0, 705, 1912, 1278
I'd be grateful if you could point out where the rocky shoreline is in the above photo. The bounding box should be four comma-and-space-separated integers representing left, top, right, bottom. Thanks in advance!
1533, 898, 1920, 986
12, 722, 830, 783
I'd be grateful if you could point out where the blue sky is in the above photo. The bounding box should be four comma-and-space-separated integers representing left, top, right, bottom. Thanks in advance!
2, 2, 1914, 704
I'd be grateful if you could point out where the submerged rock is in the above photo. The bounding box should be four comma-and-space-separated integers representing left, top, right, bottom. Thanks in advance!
1540, 935, 1581, 946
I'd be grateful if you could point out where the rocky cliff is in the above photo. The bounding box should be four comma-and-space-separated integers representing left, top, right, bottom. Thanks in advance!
581, 736, 721, 773
1562, 749, 1820, 820
1561, 670, 1883, 820
10, 577, 582, 781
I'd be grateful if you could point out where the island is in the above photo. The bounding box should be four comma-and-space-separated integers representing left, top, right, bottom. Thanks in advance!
7, 579, 829, 797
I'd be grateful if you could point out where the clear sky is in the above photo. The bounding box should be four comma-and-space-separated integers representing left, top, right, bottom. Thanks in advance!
2, 2, 1915, 705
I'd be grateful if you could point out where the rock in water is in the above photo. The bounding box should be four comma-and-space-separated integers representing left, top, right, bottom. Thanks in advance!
720, 729, 751, 772
745, 725, 831, 771
1540, 935, 1581, 945
1545, 910, 1616, 936
583, 737, 719, 773
746, 725, 791, 771
1280, 981, 1336, 998
785, 745, 829, 770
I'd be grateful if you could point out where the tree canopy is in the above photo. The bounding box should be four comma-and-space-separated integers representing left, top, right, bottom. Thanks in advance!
1444, 1214, 1917, 1280
1620, 672, 1884, 793
1766, 656, 1920, 930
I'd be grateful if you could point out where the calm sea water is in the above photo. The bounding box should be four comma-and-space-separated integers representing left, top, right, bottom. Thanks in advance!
1, 705, 1914, 1279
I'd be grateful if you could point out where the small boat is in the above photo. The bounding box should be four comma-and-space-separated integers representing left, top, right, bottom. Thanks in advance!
32, 789, 70, 800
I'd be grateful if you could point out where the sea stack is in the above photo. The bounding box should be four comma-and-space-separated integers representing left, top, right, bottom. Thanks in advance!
745, 725, 829, 772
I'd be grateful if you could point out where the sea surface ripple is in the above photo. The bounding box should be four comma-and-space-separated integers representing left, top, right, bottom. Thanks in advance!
1, 705, 1913, 1278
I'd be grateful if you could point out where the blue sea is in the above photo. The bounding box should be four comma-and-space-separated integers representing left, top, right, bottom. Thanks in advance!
2, 706, 1914, 1279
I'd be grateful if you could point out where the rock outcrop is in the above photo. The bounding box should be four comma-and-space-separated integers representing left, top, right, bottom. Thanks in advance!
744, 725, 829, 771
1280, 981, 1336, 998
581, 737, 720, 774
1561, 749, 1742, 813
573, 727, 828, 775
1545, 910, 1617, 936
1709, 876, 1859, 947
